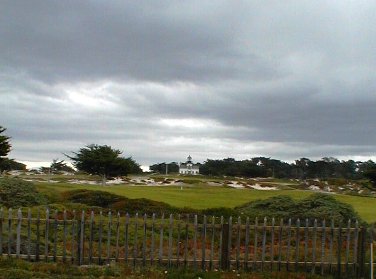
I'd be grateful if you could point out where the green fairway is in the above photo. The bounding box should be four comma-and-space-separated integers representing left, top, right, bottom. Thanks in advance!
35, 182, 376, 223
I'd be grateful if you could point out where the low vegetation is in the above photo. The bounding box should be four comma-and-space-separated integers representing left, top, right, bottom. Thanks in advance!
0, 177, 46, 208
235, 194, 361, 224
0, 258, 334, 279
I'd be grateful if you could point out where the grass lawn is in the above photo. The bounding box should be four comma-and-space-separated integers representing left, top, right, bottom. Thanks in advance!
0, 258, 333, 279
35, 182, 376, 223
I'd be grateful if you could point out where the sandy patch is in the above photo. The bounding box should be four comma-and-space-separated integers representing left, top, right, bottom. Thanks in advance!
249, 183, 277, 190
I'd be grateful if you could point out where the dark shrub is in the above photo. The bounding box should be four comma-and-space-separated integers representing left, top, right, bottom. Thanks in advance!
235, 195, 296, 220
62, 189, 183, 215
0, 177, 45, 207
294, 193, 360, 223
235, 193, 361, 224
111, 198, 177, 215
62, 189, 125, 208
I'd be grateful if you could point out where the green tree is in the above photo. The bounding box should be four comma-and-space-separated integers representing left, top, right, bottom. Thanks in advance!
0, 158, 26, 171
364, 168, 376, 190
66, 144, 142, 185
0, 126, 11, 163
149, 162, 179, 174
50, 159, 75, 173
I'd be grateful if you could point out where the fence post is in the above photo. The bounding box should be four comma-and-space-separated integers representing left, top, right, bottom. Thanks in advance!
107, 211, 113, 265
78, 210, 85, 266
221, 223, 230, 270
0, 208, 3, 257
370, 223, 374, 279
27, 209, 31, 261
63, 210, 67, 263
45, 208, 49, 262
336, 223, 342, 279
357, 226, 366, 278
8, 208, 12, 257
36, 210, 40, 261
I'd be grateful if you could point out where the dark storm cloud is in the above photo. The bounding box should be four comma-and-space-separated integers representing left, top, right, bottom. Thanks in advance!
1, 1, 376, 166
1, 0, 276, 83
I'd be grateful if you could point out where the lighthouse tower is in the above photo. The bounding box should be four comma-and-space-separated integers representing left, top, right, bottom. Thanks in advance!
179, 155, 200, 175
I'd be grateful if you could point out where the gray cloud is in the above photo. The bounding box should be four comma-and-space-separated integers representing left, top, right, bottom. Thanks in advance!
1, 1, 376, 167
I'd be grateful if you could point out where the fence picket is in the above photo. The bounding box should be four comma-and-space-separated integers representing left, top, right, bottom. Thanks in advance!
62, 210, 67, 263
16, 208, 22, 258
261, 217, 267, 271
8, 208, 12, 257
133, 212, 138, 267
107, 211, 113, 265
0, 208, 3, 256
115, 212, 121, 262
36, 210, 40, 261
202, 215, 207, 271
345, 219, 351, 275
329, 219, 334, 274
353, 220, 359, 274
236, 216, 241, 271
79, 210, 85, 265
253, 217, 258, 271
358, 226, 367, 278
295, 218, 300, 272
44, 209, 49, 262
270, 217, 275, 271
27, 209, 31, 261
142, 214, 147, 267
312, 219, 317, 274
228, 216, 232, 270
219, 216, 224, 268
88, 211, 94, 264
321, 219, 326, 276
124, 213, 129, 264
184, 215, 189, 268
193, 214, 198, 269
370, 223, 375, 279
304, 218, 309, 272
286, 218, 292, 271
159, 214, 164, 266
244, 217, 250, 270
278, 219, 283, 271
221, 219, 230, 270
53, 210, 58, 262
98, 211, 103, 265
71, 210, 76, 264
337, 223, 342, 278
210, 216, 215, 270
168, 214, 173, 267
176, 214, 181, 267
150, 213, 155, 265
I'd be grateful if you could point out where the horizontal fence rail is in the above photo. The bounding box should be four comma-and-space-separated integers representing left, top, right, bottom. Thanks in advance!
0, 208, 374, 278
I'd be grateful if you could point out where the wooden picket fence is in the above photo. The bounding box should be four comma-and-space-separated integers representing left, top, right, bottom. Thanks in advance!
0, 208, 375, 278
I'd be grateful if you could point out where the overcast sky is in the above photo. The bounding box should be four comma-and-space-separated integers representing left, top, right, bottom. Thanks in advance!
1, 1, 376, 168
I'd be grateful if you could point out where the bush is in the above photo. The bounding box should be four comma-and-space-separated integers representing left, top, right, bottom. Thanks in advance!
293, 193, 360, 223
62, 189, 184, 215
235, 193, 361, 224
61, 190, 125, 208
235, 195, 295, 220
0, 177, 46, 208
111, 198, 177, 215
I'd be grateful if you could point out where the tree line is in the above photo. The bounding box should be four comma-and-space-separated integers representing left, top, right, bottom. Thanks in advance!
151, 157, 376, 185
200, 157, 376, 181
